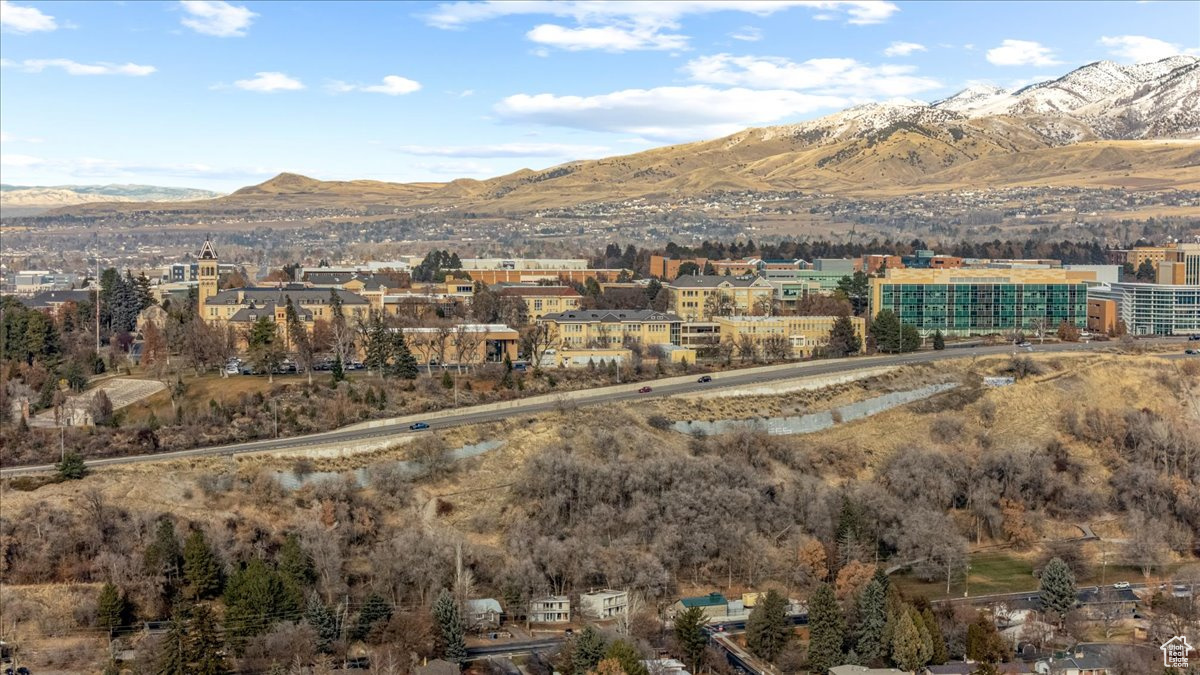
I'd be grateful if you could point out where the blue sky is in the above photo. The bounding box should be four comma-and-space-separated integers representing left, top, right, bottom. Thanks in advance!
1, 0, 1197, 191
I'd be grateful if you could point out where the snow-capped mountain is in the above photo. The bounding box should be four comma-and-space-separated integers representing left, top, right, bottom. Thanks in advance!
932, 55, 1199, 139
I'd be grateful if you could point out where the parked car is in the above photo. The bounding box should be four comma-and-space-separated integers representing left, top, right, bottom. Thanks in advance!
409, 422, 430, 431
1113, 581, 1131, 590
1189, 334, 1200, 341
697, 375, 713, 383
637, 386, 653, 394
1017, 341, 1032, 348
1186, 349, 1199, 355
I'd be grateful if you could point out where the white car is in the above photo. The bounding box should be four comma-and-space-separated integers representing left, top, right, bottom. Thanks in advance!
1112, 581, 1131, 590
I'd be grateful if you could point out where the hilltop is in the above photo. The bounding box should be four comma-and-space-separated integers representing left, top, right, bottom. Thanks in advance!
42, 56, 1200, 218
0, 182, 224, 215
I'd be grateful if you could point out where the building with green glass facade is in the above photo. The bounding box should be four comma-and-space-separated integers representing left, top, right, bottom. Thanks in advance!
869, 269, 1093, 337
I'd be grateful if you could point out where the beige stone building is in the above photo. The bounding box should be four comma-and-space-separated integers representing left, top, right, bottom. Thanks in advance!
494, 285, 582, 322
537, 309, 683, 350
666, 275, 775, 321
715, 315, 866, 358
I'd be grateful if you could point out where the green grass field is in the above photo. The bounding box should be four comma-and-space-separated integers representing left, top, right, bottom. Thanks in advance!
892, 552, 1036, 600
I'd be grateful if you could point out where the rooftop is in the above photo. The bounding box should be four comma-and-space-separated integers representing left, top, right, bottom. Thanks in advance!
541, 309, 682, 323
667, 275, 766, 289
679, 592, 728, 608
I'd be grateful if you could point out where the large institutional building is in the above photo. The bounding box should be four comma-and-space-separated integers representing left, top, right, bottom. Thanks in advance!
869, 268, 1093, 337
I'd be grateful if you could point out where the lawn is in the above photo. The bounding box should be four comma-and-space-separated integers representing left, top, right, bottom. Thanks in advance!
892, 552, 1036, 600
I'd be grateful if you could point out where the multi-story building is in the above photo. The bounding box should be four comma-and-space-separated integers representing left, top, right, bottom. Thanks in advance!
1088, 283, 1200, 336
458, 267, 625, 285
666, 275, 774, 321
528, 596, 571, 624
579, 590, 629, 620
649, 255, 708, 280
1086, 297, 1119, 335
869, 268, 1094, 337
760, 268, 847, 293
710, 258, 760, 276
1157, 243, 1200, 285
402, 324, 519, 365
715, 315, 866, 358
537, 309, 683, 350
494, 285, 582, 322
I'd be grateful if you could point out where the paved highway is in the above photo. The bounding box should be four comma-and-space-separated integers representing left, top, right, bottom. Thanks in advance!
1, 339, 1185, 477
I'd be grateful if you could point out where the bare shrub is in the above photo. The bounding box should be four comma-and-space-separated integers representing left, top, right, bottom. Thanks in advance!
368, 462, 413, 503
929, 416, 965, 444
646, 414, 672, 431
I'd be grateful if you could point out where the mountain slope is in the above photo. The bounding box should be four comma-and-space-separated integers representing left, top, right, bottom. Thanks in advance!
0, 183, 224, 214
37, 56, 1200, 217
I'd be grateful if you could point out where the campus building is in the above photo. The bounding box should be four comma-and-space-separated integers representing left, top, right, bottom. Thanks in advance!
869, 268, 1093, 337
715, 315, 866, 358
537, 309, 683, 349
494, 285, 582, 322
1088, 283, 1200, 336
665, 275, 775, 321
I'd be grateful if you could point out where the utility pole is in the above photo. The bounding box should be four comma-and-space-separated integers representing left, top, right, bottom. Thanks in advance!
273, 398, 278, 438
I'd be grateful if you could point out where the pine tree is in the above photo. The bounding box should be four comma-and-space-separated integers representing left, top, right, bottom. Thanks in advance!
910, 606, 933, 667
672, 605, 709, 673
806, 583, 845, 674
183, 529, 223, 599
353, 592, 393, 642
306, 592, 339, 653
604, 640, 649, 675
284, 296, 314, 384
389, 330, 419, 379
187, 604, 229, 675
572, 625, 608, 675
156, 608, 189, 675
364, 313, 392, 377
870, 309, 919, 353
922, 607, 948, 665
856, 578, 886, 663
96, 582, 128, 633
1039, 557, 1077, 627
331, 354, 345, 384
278, 533, 316, 610
145, 518, 183, 581
224, 558, 295, 640
432, 589, 467, 662
932, 330, 945, 350
745, 589, 790, 662
826, 315, 862, 357
890, 608, 924, 672
56, 451, 88, 480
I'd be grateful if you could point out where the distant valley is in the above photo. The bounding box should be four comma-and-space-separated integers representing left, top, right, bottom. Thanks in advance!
0, 183, 223, 216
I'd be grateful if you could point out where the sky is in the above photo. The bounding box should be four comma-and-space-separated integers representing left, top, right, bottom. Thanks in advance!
1, 0, 1198, 191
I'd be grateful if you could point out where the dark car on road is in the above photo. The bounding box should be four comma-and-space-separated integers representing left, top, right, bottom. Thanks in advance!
409, 422, 430, 431
697, 375, 713, 383
637, 386, 653, 393
1189, 334, 1200, 341
1186, 349, 1199, 355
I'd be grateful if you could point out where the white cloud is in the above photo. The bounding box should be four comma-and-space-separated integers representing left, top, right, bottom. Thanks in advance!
986, 39, 1061, 67
426, 1, 898, 52
328, 75, 422, 95
396, 142, 610, 158
883, 41, 926, 57
0, 131, 9, 143
730, 26, 762, 42
180, 0, 256, 37
494, 85, 848, 141
1, 153, 275, 181
1, 58, 156, 76
527, 23, 687, 52
1099, 35, 1199, 63
0, 153, 46, 167
1, 0, 56, 32
684, 53, 940, 98
234, 71, 304, 92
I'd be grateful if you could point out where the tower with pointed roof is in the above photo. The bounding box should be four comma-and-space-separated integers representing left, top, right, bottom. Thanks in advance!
198, 237, 219, 320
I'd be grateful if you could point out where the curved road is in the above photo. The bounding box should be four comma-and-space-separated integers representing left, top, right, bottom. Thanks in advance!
1, 339, 1184, 477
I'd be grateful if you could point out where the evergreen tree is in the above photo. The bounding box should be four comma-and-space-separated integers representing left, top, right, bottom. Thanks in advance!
388, 330, 419, 379
869, 309, 919, 353
284, 296, 314, 384
826, 315, 862, 358
432, 589, 467, 662
604, 640, 649, 675
144, 518, 183, 581
806, 583, 845, 674
672, 605, 709, 673
856, 579, 886, 663
965, 612, 1008, 664
183, 529, 223, 599
922, 608, 948, 665
1135, 259, 1157, 281
56, 452, 88, 480
353, 592, 393, 642
745, 589, 790, 662
890, 608, 924, 672
363, 313, 392, 377
96, 582, 128, 633
278, 533, 316, 609
224, 558, 296, 639
572, 625, 608, 675
187, 604, 229, 675
331, 354, 345, 384
932, 330, 945, 350
246, 316, 284, 381
1039, 557, 1077, 627
836, 271, 871, 316
910, 606, 933, 667
156, 609, 189, 675
306, 592, 340, 653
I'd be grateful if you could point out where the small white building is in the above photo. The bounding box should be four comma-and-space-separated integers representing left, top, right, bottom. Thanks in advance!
579, 589, 629, 619
529, 595, 571, 623
466, 598, 503, 628
643, 659, 690, 675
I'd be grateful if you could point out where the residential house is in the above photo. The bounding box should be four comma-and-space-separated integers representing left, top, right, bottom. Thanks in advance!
665, 275, 774, 321
529, 596, 570, 624
494, 285, 582, 322
25, 289, 93, 312
579, 590, 629, 619
828, 666, 909, 675
673, 593, 729, 620
466, 598, 503, 629
643, 659, 691, 675
414, 659, 460, 675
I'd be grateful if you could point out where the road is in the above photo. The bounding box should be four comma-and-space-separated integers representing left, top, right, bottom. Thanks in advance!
1, 338, 1185, 477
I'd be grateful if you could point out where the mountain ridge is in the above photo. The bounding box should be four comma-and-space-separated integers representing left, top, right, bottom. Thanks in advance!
33, 56, 1200, 217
